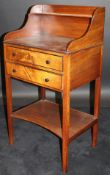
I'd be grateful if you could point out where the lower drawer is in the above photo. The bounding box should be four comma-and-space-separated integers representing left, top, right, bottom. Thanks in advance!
6, 63, 62, 90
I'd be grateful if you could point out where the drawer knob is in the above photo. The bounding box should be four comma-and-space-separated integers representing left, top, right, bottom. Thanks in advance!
46, 60, 50, 64
12, 52, 16, 57
45, 78, 49, 82
12, 69, 16, 73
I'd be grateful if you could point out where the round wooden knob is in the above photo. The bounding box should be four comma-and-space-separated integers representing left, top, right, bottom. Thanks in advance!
12, 52, 16, 57
12, 69, 16, 73
46, 60, 50, 64
45, 78, 49, 82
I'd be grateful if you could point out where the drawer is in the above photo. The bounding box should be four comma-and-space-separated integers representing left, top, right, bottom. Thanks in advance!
6, 46, 63, 71
6, 63, 62, 90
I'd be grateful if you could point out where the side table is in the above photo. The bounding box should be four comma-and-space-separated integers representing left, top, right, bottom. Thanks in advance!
4, 4, 105, 173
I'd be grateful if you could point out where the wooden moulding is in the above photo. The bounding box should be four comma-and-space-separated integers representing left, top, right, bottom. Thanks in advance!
30, 4, 96, 17
12, 100, 97, 142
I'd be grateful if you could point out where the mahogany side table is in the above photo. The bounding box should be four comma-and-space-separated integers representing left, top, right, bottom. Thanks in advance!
4, 4, 105, 173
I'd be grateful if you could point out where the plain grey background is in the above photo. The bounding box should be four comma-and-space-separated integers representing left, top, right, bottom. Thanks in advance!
0, 0, 110, 107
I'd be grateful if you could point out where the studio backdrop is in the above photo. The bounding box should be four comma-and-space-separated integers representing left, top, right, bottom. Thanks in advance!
0, 0, 110, 107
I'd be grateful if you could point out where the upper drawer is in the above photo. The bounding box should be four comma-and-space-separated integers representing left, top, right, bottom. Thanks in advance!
5, 46, 63, 71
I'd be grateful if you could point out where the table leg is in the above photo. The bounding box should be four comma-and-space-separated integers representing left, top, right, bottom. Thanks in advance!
62, 89, 70, 173
92, 77, 101, 147
62, 55, 70, 173
5, 75, 13, 144
39, 87, 46, 100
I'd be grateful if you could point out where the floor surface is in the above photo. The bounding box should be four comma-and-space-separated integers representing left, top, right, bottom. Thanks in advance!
0, 101, 110, 175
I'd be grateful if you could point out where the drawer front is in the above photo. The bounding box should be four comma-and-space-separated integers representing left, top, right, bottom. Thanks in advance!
6, 63, 62, 90
6, 46, 63, 71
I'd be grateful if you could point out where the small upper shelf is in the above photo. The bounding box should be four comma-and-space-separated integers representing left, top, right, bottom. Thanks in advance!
4, 4, 105, 53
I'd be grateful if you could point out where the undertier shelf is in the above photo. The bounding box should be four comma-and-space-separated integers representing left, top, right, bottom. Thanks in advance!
12, 100, 97, 141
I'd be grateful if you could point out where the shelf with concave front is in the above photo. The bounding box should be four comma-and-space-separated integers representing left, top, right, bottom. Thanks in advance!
12, 100, 97, 142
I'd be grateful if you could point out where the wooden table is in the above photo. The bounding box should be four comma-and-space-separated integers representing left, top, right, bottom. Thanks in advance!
4, 4, 105, 173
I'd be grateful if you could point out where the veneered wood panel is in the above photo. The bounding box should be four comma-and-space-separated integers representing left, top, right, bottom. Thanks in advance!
41, 15, 90, 38
6, 63, 62, 90
70, 47, 101, 90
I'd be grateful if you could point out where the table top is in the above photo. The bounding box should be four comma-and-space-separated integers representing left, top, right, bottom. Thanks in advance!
4, 33, 75, 53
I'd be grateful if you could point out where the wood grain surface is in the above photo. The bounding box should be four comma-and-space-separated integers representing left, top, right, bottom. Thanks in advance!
70, 46, 101, 89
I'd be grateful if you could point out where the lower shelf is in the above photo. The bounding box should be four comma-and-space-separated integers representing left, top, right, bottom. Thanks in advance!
12, 100, 97, 141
